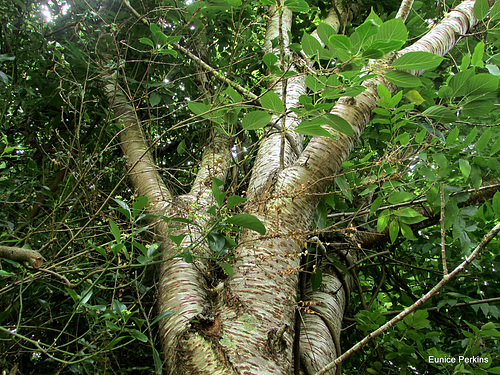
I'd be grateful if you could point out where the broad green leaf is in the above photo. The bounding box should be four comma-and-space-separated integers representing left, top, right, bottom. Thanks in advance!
392, 51, 444, 70
260, 91, 283, 112
329, 35, 351, 51
370, 196, 383, 216
389, 220, 399, 243
377, 209, 391, 232
422, 105, 457, 123
133, 196, 148, 217
415, 128, 426, 143
385, 70, 422, 87
305, 75, 327, 92
486, 64, 500, 75
369, 39, 405, 54
362, 49, 384, 59
241, 110, 271, 130
462, 100, 495, 117
225, 214, 266, 235
183, 250, 193, 263
463, 126, 478, 148
400, 223, 417, 240
465, 73, 499, 97
188, 101, 210, 115
263, 53, 278, 67
170, 233, 186, 246
224, 86, 242, 103
295, 120, 334, 139
322, 113, 354, 136
459, 159, 471, 179
151, 310, 174, 326
227, 195, 246, 209
150, 23, 162, 34
471, 41, 485, 67
317, 22, 336, 46
473, 0, 489, 19
388, 191, 414, 204
449, 68, 475, 97
350, 19, 380, 50
177, 139, 186, 154
376, 18, 407, 42
208, 232, 226, 252
114, 198, 131, 220
149, 92, 161, 106
139, 37, 154, 47
302, 32, 323, 58
284, 0, 309, 12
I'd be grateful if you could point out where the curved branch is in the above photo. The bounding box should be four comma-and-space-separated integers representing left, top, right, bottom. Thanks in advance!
0, 246, 44, 268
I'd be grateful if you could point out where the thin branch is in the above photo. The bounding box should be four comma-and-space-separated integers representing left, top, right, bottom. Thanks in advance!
315, 222, 500, 375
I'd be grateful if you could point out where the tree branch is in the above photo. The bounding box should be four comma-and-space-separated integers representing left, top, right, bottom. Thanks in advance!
0, 246, 44, 268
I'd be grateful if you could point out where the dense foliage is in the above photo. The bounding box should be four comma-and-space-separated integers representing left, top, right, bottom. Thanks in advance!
1, 0, 500, 374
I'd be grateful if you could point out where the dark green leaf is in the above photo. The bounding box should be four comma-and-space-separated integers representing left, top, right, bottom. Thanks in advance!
263, 53, 278, 67
225, 214, 266, 234
311, 268, 323, 290
491, 1, 500, 19
474, 0, 489, 19
388, 192, 414, 204
305, 75, 327, 92
170, 234, 186, 246
377, 209, 391, 232
211, 177, 225, 207
227, 195, 247, 209
392, 52, 444, 70
109, 219, 121, 242
376, 18, 408, 42
219, 262, 233, 277
461, 100, 495, 117
188, 101, 210, 115
242, 110, 272, 130
208, 232, 226, 252
476, 127, 492, 152
389, 220, 399, 243
459, 159, 471, 179
329, 35, 351, 51
129, 329, 148, 342
149, 92, 161, 106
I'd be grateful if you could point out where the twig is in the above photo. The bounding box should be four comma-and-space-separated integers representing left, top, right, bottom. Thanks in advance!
440, 182, 448, 275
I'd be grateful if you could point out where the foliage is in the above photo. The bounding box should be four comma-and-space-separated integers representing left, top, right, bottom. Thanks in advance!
0, 0, 500, 374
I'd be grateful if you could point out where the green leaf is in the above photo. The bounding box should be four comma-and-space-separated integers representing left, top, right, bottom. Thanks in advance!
183, 250, 193, 263
305, 75, 327, 92
351, 19, 380, 50
376, 18, 408, 42
260, 91, 283, 112
491, 1, 500, 19
227, 195, 247, 209
465, 73, 499, 97
149, 92, 161, 106
422, 105, 457, 123
462, 100, 495, 117
151, 310, 173, 325
139, 37, 154, 47
263, 53, 278, 67
311, 268, 323, 290
474, 0, 489, 19
329, 35, 351, 51
242, 110, 271, 130
400, 223, 417, 240
392, 51, 444, 70
471, 41, 485, 67
476, 127, 492, 152
369, 39, 404, 54
377, 209, 391, 232
219, 262, 233, 277
284, 0, 309, 12
211, 177, 225, 207
208, 232, 226, 252
302, 32, 323, 58
388, 192, 414, 204
129, 329, 148, 342
492, 192, 500, 218
109, 219, 121, 242
389, 220, 399, 243
445, 126, 459, 145
188, 101, 210, 115
177, 139, 186, 154
225, 214, 266, 235
385, 70, 422, 87
317, 22, 336, 46
114, 198, 131, 220
459, 159, 471, 179
295, 120, 335, 139
132, 196, 148, 217
322, 114, 354, 136
490, 137, 500, 156
170, 233, 186, 246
